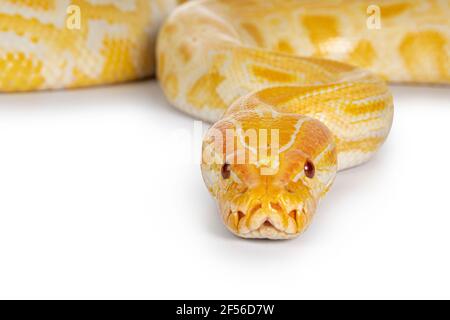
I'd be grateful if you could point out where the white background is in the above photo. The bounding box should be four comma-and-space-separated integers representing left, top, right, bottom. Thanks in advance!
0, 81, 449, 299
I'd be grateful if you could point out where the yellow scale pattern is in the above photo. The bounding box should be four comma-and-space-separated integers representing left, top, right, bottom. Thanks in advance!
0, 0, 179, 91
156, 0, 447, 239
0, 0, 449, 239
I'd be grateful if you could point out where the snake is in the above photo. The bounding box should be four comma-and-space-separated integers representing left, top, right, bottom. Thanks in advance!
0, 0, 449, 239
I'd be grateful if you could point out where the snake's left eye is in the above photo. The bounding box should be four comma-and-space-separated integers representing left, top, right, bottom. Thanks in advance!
304, 160, 315, 179
221, 163, 231, 179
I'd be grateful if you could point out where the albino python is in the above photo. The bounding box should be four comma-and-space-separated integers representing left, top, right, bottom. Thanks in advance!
1, 0, 449, 239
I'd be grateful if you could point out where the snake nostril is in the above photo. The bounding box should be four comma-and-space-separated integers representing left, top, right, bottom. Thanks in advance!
237, 211, 245, 221
270, 202, 283, 212
288, 210, 297, 220
249, 203, 262, 216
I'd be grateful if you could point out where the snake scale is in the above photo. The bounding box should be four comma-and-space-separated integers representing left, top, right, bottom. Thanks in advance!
1, 0, 449, 239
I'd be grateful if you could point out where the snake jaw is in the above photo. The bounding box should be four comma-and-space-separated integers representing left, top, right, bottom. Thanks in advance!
224, 200, 314, 240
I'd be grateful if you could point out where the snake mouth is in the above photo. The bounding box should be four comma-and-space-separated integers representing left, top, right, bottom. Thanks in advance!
225, 206, 311, 240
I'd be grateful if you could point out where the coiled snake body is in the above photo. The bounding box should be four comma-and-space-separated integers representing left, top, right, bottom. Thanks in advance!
1, 0, 449, 239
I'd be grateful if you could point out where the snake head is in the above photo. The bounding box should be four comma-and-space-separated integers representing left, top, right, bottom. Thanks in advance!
201, 109, 338, 239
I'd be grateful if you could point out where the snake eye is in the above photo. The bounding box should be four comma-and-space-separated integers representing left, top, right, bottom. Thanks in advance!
304, 160, 315, 179
221, 163, 231, 179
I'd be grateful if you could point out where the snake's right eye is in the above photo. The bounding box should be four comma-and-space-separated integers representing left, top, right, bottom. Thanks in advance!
304, 159, 315, 179
221, 163, 231, 179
